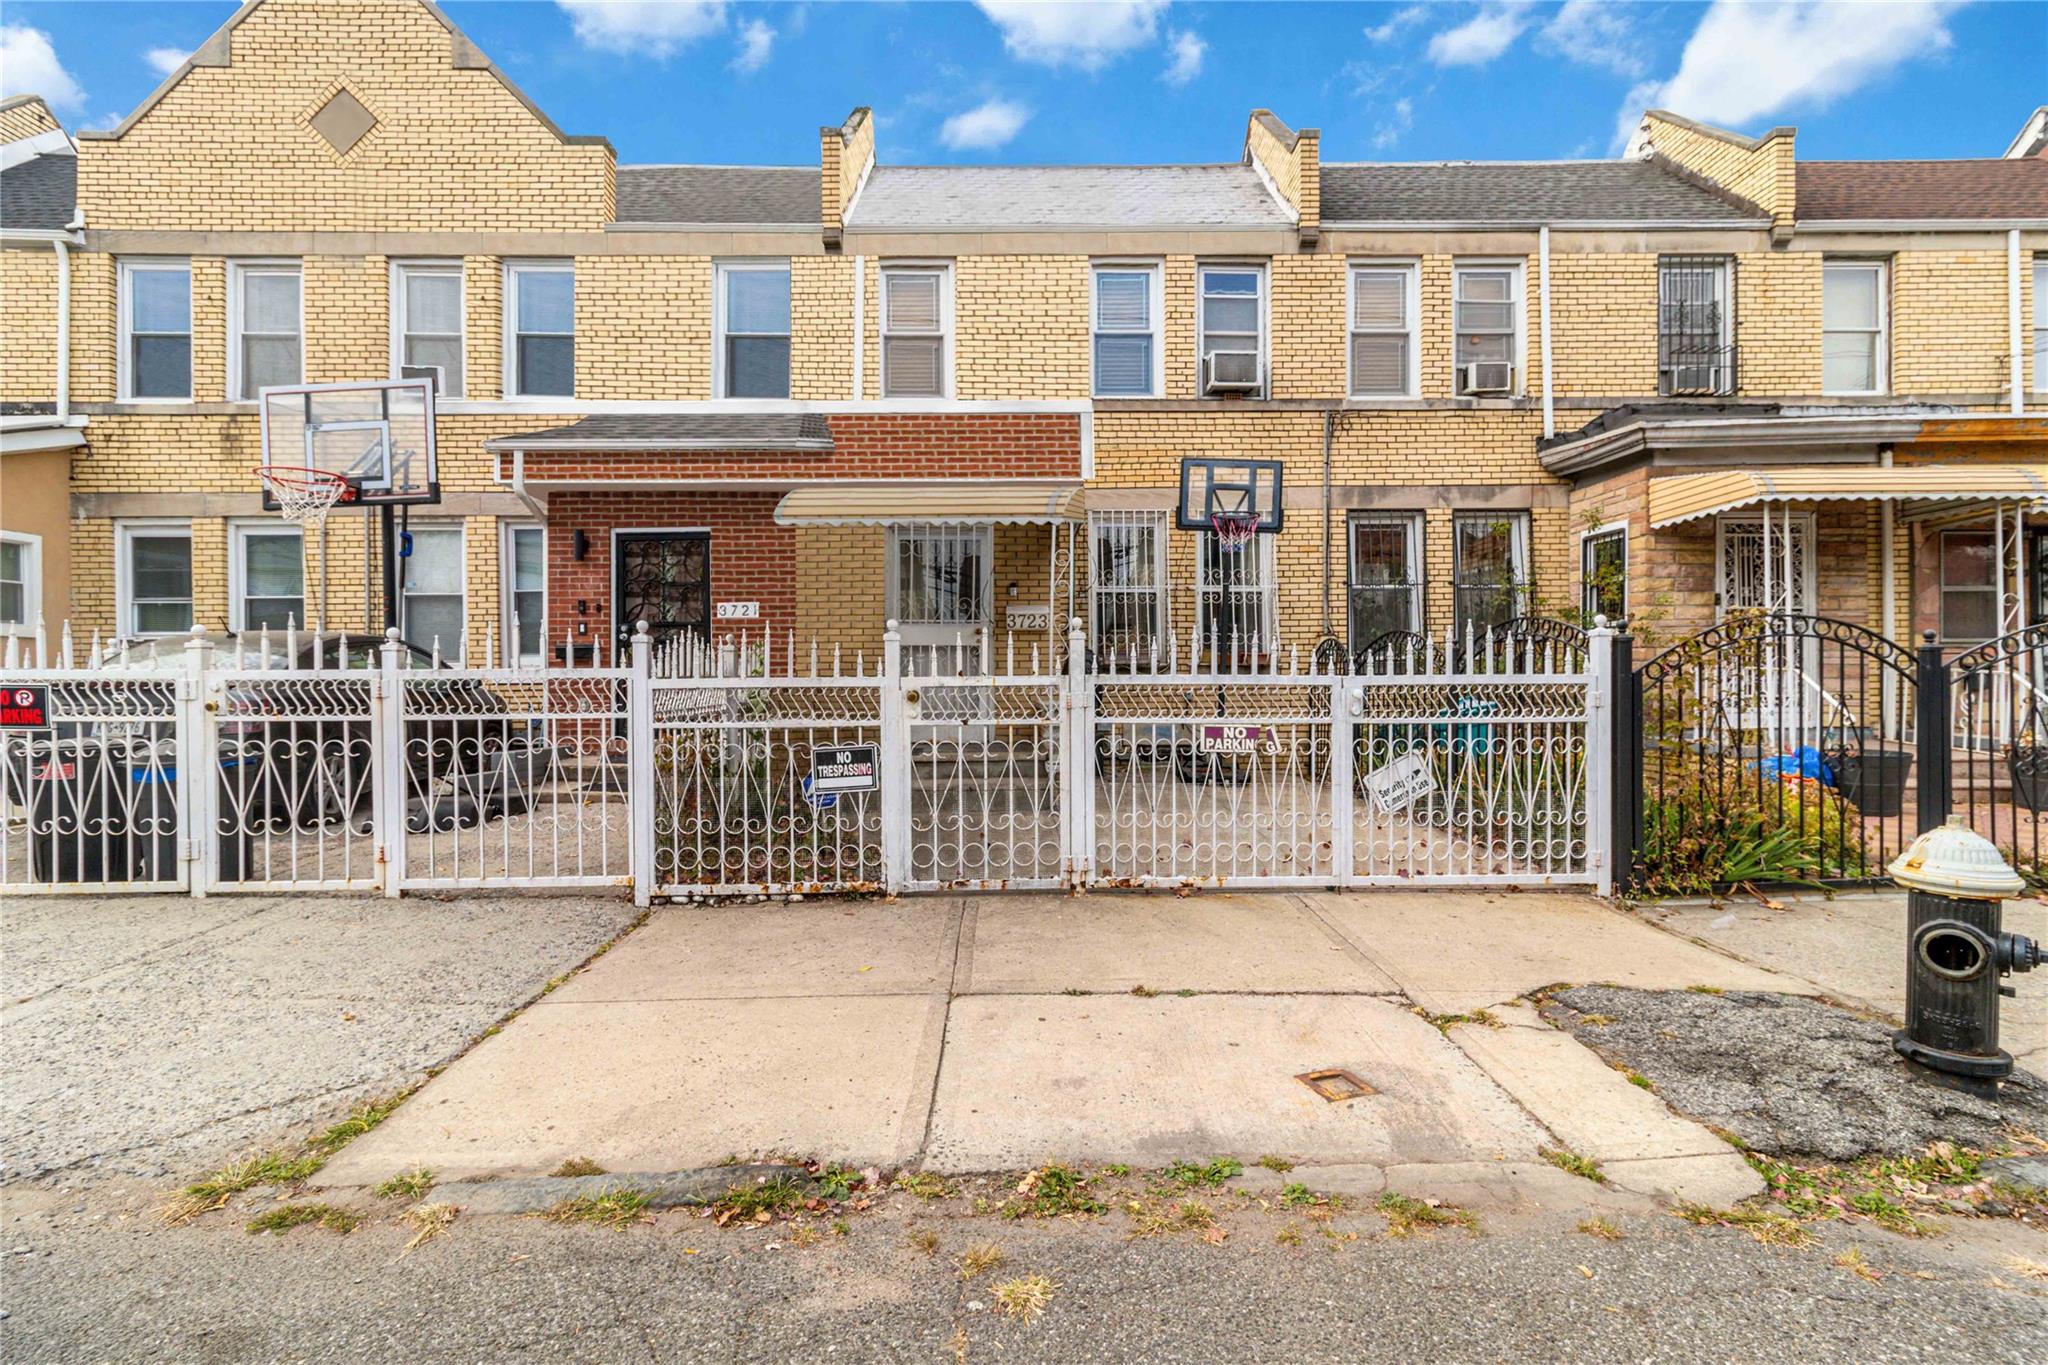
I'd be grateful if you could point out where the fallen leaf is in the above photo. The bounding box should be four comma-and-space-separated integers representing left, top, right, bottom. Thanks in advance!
1202, 1226, 1228, 1245
1577, 1265, 1595, 1279
859, 966, 875, 973
753, 1210, 771, 1224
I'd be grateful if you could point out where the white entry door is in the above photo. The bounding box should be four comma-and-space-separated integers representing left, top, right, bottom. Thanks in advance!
1716, 512, 1815, 616
890, 526, 993, 721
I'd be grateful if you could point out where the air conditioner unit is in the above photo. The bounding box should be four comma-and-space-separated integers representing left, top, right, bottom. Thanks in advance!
1458, 361, 1513, 396
400, 363, 444, 395
1663, 362, 1726, 396
1203, 351, 1261, 395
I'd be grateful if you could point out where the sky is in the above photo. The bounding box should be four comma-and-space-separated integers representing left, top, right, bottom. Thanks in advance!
1, 1, 2042, 167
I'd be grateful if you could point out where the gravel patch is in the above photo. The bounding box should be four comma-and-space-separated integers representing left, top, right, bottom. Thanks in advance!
1541, 986, 2048, 1162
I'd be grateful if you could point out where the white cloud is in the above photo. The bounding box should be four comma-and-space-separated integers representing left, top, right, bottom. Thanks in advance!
0, 25, 86, 110
1373, 96, 1415, 150
556, 1, 725, 58
1161, 29, 1205, 86
731, 17, 774, 72
1536, 0, 1644, 78
1426, 3, 1533, 67
974, 1, 1169, 71
1618, 0, 1963, 147
939, 96, 1031, 151
1364, 4, 1429, 44
144, 46, 191, 78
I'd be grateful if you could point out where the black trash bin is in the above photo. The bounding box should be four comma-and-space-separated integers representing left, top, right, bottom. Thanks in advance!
1828, 745, 1912, 818
123, 740, 181, 882
26, 738, 130, 883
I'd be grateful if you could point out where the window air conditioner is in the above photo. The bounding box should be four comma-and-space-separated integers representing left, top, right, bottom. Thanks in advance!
1663, 361, 1726, 396
1459, 361, 1513, 396
1203, 351, 1261, 395
400, 363, 444, 395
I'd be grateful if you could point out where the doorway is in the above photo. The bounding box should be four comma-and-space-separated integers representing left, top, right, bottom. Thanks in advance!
614, 530, 710, 656
1716, 511, 1815, 617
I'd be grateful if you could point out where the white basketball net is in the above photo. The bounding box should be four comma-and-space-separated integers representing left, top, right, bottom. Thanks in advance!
258, 467, 352, 530
1209, 510, 1260, 553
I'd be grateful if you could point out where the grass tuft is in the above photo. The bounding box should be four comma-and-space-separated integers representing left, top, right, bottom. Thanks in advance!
245, 1202, 359, 1236
1539, 1146, 1607, 1184
402, 1201, 457, 1253
896, 1171, 954, 1201
991, 1273, 1056, 1324
551, 1156, 607, 1178
1376, 1192, 1477, 1238
307, 1091, 410, 1156
906, 1228, 941, 1256
1255, 1154, 1295, 1173
712, 1175, 805, 1225
545, 1184, 653, 1231
374, 1167, 436, 1200
1162, 1157, 1242, 1189
1675, 1202, 1818, 1247
1000, 1164, 1107, 1219
1576, 1216, 1624, 1241
958, 1243, 1006, 1280
160, 1151, 324, 1225
1127, 1198, 1217, 1239
1835, 1247, 1881, 1282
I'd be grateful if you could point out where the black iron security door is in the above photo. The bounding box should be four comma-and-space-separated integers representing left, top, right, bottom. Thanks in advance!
614, 531, 711, 652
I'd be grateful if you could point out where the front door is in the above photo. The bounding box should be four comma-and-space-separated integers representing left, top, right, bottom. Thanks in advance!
614, 531, 710, 656
1716, 512, 1815, 617
890, 526, 993, 727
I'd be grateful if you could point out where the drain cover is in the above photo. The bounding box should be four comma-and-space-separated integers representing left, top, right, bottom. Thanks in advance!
1295, 1068, 1375, 1103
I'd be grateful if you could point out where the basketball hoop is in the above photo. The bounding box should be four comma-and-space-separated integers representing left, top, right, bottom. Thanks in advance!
1209, 510, 1260, 552
256, 465, 356, 530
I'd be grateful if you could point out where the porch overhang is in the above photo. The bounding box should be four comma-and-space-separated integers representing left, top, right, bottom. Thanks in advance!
1648, 464, 2048, 528
483, 412, 834, 453
1539, 405, 2048, 479
774, 481, 1083, 527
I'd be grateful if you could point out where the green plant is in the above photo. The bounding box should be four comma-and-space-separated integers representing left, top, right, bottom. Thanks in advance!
896, 1171, 954, 1201
246, 1202, 360, 1236
991, 1273, 1056, 1324
1376, 1192, 1476, 1237
1576, 1217, 1623, 1240
308, 1092, 411, 1156
713, 1176, 805, 1223
1000, 1164, 1107, 1219
374, 1167, 436, 1200
1539, 1147, 1607, 1184
160, 1151, 325, 1224
545, 1185, 654, 1230
816, 1163, 861, 1200
1162, 1157, 1242, 1189
1255, 1155, 1295, 1173
958, 1243, 1006, 1280
551, 1157, 607, 1178
1675, 1202, 1816, 1247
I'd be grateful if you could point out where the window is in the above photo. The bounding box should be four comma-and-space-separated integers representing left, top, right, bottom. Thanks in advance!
1091, 265, 1159, 397
1658, 256, 1734, 396
117, 522, 193, 637
1582, 525, 1628, 623
716, 262, 792, 399
231, 524, 305, 632
230, 262, 303, 400
881, 266, 949, 398
393, 262, 464, 397
1196, 532, 1275, 656
1939, 530, 1998, 643
502, 525, 546, 666
1347, 514, 1422, 645
0, 531, 39, 634
1088, 510, 1169, 659
400, 525, 466, 659
1452, 263, 1521, 395
1348, 264, 1417, 397
506, 263, 575, 398
1822, 260, 1887, 394
2034, 258, 2046, 394
1197, 265, 1264, 396
120, 260, 192, 400
1452, 512, 1529, 635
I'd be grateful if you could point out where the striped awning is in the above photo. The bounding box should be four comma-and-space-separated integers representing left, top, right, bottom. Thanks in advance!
1648, 465, 2048, 528
774, 482, 1083, 527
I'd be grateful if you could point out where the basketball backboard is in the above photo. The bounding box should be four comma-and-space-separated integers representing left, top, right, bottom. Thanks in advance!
1176, 457, 1284, 532
258, 379, 439, 509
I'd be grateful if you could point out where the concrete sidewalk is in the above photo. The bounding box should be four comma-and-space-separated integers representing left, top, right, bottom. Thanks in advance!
321, 890, 1801, 1205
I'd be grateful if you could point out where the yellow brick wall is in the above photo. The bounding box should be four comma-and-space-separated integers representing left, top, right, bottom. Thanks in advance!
1892, 250, 2009, 394
464, 256, 503, 401
77, 0, 612, 232
0, 97, 60, 144
304, 254, 389, 384
954, 255, 1089, 399
793, 526, 886, 658
1642, 113, 1792, 232
1, 248, 58, 400
1736, 251, 1821, 394
577, 255, 711, 400
1549, 254, 1659, 396
791, 254, 854, 400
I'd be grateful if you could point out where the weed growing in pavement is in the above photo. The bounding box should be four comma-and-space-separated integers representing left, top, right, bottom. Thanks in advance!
1675, 1202, 1817, 1248
788, 1222, 822, 1249
712, 1176, 805, 1224
1101, 1163, 1131, 1177
832, 1219, 852, 1237
1741, 1142, 2024, 1234
160, 1151, 324, 1224
958, 1243, 1006, 1280
1577, 1013, 1617, 1026
999, 1164, 1107, 1219
1275, 1223, 1303, 1246
245, 1202, 360, 1236
2007, 1255, 2048, 1280
1375, 1192, 1477, 1238
551, 1157, 607, 1178
1539, 1147, 1607, 1184
991, 1274, 1056, 1324
1256, 1155, 1295, 1173
1835, 1247, 1881, 1282
1129, 985, 1159, 998
816, 1163, 861, 1200
374, 1167, 436, 1200
896, 1171, 954, 1201
1685, 985, 1726, 996
1162, 1157, 1242, 1189
1623, 1069, 1655, 1091
1413, 1007, 1503, 1034
906, 1229, 941, 1256
1127, 1198, 1218, 1239
545, 1185, 654, 1231
401, 1202, 457, 1253
1576, 1217, 1624, 1240
1278, 1183, 1345, 1213
307, 1091, 412, 1156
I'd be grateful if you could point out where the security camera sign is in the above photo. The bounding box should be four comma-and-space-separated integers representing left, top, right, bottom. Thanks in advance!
1197, 723, 1275, 755
810, 743, 879, 795
0, 685, 50, 729
1363, 751, 1437, 813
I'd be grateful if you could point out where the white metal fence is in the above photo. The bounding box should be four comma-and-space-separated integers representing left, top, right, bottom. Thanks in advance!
2, 619, 1615, 902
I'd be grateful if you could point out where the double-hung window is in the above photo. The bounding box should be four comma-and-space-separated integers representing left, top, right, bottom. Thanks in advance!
2033, 257, 2046, 394
1196, 532, 1275, 657
1582, 525, 1628, 624
1822, 260, 1887, 395
1452, 263, 1520, 395
881, 265, 949, 398
506, 262, 575, 398
230, 262, 303, 400
1348, 263, 1417, 397
1088, 510, 1169, 660
1658, 256, 1734, 395
1197, 264, 1264, 396
120, 260, 192, 400
717, 261, 791, 398
232, 523, 305, 632
1452, 512, 1529, 635
393, 262, 465, 397
1347, 514, 1422, 645
401, 525, 466, 660
117, 522, 193, 637
502, 525, 546, 667
0, 532, 39, 634
1091, 265, 1159, 397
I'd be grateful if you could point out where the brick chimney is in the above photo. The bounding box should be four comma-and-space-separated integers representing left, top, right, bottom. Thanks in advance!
820, 106, 874, 249
1243, 109, 1319, 249
1628, 110, 1796, 242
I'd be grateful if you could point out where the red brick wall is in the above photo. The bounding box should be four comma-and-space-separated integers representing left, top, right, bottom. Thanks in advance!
499, 412, 1084, 485
543, 490, 795, 656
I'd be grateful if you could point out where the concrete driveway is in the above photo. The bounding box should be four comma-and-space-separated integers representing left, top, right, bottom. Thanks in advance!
321, 889, 1806, 1192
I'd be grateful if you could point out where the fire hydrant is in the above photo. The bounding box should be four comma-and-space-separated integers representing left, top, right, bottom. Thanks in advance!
1887, 817, 2043, 1080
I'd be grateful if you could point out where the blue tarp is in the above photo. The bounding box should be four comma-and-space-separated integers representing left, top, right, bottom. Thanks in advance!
1753, 745, 1835, 786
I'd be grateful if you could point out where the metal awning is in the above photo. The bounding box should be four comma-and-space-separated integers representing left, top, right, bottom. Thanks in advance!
1648, 465, 2048, 528
774, 481, 1083, 526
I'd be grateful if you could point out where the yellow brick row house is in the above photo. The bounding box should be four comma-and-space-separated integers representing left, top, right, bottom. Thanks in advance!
2, 0, 2044, 672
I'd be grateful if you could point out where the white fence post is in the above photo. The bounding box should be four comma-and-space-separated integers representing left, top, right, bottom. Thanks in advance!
880, 620, 911, 894
1585, 617, 1616, 896
182, 625, 214, 898
629, 620, 655, 907
377, 628, 406, 898
1064, 617, 1093, 892
1328, 666, 1355, 890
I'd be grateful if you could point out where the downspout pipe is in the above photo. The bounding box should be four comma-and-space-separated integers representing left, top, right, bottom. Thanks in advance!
1539, 226, 1555, 439
53, 237, 70, 422
1320, 410, 1334, 639
2011, 229, 2025, 415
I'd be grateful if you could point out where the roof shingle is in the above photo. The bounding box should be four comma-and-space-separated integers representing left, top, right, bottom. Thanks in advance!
614, 165, 820, 225
483, 413, 833, 452
1796, 159, 2048, 221
0, 152, 75, 231
1318, 160, 1760, 224
844, 165, 1289, 230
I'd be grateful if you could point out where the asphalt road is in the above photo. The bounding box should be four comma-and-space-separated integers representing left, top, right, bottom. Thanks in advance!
3, 1182, 2043, 1363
